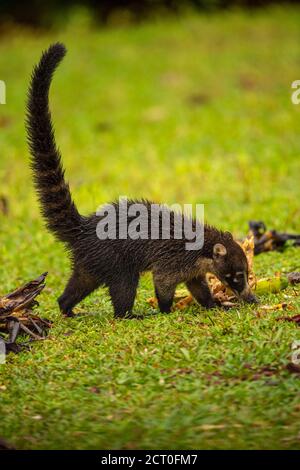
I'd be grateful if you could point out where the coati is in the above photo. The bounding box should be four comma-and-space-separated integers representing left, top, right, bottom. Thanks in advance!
26, 43, 258, 318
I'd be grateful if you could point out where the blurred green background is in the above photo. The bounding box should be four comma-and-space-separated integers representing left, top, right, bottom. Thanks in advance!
0, 1, 300, 450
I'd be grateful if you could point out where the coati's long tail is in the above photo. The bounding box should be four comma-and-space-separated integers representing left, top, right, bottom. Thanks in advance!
26, 43, 82, 244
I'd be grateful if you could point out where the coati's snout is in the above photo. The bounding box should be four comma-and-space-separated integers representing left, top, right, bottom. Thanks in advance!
212, 240, 259, 304
239, 287, 259, 304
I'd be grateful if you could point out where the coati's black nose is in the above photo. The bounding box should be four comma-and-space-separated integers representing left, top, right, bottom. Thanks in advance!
244, 293, 259, 304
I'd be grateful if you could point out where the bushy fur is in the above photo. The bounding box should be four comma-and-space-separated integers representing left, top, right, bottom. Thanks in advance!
26, 43, 256, 318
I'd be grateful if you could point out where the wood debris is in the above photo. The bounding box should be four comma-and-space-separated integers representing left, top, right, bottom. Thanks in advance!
277, 313, 300, 325
0, 273, 51, 353
248, 220, 300, 255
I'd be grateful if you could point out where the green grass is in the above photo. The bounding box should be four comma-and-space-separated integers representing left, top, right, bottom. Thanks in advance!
1, 5, 300, 450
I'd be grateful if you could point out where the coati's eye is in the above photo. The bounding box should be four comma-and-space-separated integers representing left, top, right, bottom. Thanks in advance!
225, 272, 245, 283
232, 271, 245, 283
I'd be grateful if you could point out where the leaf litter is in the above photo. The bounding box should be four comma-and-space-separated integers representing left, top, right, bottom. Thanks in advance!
0, 272, 52, 353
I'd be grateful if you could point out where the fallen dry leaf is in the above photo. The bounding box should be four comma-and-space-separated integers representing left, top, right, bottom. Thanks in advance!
147, 297, 158, 308
198, 424, 227, 431
256, 303, 292, 318
277, 314, 300, 324
0, 272, 47, 314
31, 415, 43, 420
174, 295, 193, 310
260, 303, 288, 311
286, 362, 300, 374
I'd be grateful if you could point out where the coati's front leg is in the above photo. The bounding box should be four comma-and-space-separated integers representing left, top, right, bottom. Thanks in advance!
153, 275, 177, 313
58, 268, 100, 317
186, 276, 218, 309
108, 273, 139, 318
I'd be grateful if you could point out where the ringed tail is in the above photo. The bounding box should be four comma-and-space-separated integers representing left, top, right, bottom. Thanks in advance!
26, 43, 82, 244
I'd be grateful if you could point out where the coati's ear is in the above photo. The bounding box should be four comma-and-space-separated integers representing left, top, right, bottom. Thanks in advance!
213, 243, 227, 259
224, 231, 233, 239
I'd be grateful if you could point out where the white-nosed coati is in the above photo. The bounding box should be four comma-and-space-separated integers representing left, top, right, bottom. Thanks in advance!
26, 43, 258, 318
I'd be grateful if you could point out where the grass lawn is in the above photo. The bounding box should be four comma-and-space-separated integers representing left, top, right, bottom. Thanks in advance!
1, 5, 300, 450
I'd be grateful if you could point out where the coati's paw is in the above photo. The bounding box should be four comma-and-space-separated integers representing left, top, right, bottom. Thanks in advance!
62, 310, 77, 318
159, 308, 172, 315
244, 294, 259, 304
157, 303, 173, 314
211, 299, 234, 310
204, 299, 221, 309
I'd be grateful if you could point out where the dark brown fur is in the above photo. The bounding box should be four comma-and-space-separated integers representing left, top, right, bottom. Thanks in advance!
26, 43, 258, 318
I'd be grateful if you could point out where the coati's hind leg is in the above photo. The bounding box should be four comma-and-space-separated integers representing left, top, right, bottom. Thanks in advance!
153, 275, 177, 313
108, 273, 139, 319
186, 276, 217, 309
58, 267, 100, 317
